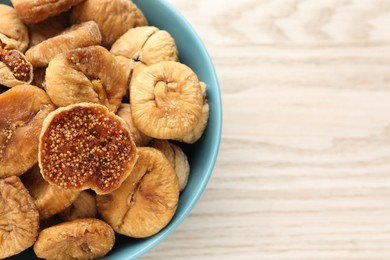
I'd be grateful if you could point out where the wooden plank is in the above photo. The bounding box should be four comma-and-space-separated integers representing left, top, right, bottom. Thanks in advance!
143, 0, 390, 259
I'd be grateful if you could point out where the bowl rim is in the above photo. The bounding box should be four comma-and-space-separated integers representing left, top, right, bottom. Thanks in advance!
123, 0, 222, 258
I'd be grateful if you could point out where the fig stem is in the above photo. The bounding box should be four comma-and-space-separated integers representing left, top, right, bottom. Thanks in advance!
154, 81, 169, 108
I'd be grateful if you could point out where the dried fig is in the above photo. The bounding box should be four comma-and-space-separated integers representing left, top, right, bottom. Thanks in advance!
117, 103, 151, 146
58, 191, 97, 221
71, 0, 148, 48
114, 55, 147, 98
150, 140, 190, 191
26, 21, 102, 67
21, 164, 80, 220
0, 176, 39, 258
177, 102, 209, 144
46, 46, 127, 112
115, 55, 133, 86
176, 82, 209, 144
96, 147, 179, 238
0, 84, 55, 178
112, 26, 178, 66
0, 4, 29, 52
111, 26, 179, 93
33, 218, 115, 260
29, 11, 70, 47
130, 61, 203, 139
39, 103, 137, 194
11, 0, 85, 24
0, 47, 33, 88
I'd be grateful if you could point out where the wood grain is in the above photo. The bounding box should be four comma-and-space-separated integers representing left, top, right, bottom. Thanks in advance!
143, 0, 390, 259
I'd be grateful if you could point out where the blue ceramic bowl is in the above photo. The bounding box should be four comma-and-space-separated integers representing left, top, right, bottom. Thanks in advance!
0, 0, 222, 258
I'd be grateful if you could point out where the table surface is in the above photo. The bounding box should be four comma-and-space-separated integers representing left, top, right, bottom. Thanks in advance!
144, 0, 390, 259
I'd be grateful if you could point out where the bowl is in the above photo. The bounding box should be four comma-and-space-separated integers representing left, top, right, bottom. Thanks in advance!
0, 0, 222, 258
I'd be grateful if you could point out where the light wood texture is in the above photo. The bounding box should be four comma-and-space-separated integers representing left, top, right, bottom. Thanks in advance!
144, 0, 390, 259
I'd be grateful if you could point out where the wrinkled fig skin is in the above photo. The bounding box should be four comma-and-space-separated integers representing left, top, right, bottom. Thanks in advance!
71, 0, 148, 48
117, 103, 152, 146
21, 164, 80, 220
177, 102, 209, 144
96, 147, 179, 238
111, 26, 178, 66
0, 4, 29, 52
26, 21, 102, 67
0, 48, 33, 88
0, 84, 55, 178
114, 55, 147, 99
39, 103, 137, 194
175, 81, 209, 144
150, 140, 190, 191
11, 0, 85, 24
45, 46, 127, 112
29, 11, 70, 47
130, 61, 203, 139
111, 26, 179, 92
0, 176, 39, 259
58, 191, 97, 221
34, 218, 115, 260
114, 56, 132, 87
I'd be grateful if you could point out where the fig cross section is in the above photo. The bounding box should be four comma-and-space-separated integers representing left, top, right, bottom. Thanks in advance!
39, 103, 137, 194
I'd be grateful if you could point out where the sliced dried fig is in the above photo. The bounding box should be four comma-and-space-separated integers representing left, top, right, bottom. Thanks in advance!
26, 21, 102, 67
0, 4, 29, 52
33, 218, 115, 260
96, 147, 179, 238
117, 103, 151, 146
58, 191, 97, 221
0, 176, 39, 258
0, 84, 55, 178
0, 48, 33, 88
46, 46, 127, 112
39, 103, 137, 194
29, 11, 70, 47
130, 61, 203, 139
11, 0, 85, 24
176, 82, 209, 144
150, 140, 190, 191
71, 0, 148, 48
21, 164, 80, 220
111, 26, 179, 94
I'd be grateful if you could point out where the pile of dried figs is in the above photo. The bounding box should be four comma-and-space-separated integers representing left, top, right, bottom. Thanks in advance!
0, 0, 209, 259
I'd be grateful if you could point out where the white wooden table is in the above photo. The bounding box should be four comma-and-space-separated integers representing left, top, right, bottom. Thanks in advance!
144, 0, 390, 259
